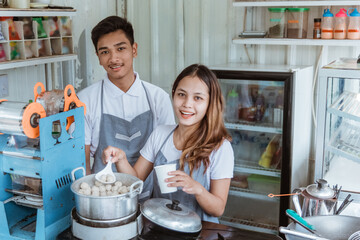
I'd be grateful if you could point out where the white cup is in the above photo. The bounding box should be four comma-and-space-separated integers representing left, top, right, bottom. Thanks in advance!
9, 0, 30, 8
154, 164, 177, 194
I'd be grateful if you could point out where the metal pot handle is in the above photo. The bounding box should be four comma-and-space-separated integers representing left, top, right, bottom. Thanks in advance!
292, 188, 303, 216
71, 167, 86, 181
279, 227, 327, 240
129, 180, 143, 197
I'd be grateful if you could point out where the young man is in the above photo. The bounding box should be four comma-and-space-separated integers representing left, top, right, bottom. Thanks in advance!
78, 16, 175, 199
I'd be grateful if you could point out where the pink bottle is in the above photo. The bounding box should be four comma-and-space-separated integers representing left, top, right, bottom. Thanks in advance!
347, 8, 360, 40
334, 8, 347, 39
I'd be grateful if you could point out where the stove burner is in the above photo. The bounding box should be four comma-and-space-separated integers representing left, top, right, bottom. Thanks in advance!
138, 226, 201, 240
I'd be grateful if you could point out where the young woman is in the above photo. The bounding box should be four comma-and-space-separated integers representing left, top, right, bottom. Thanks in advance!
102, 64, 234, 223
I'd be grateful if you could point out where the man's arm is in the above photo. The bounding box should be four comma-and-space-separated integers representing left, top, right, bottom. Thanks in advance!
85, 145, 91, 175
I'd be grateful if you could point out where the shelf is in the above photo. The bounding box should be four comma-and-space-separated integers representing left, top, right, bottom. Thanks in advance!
220, 216, 278, 235
0, 54, 77, 70
229, 186, 279, 202
225, 122, 282, 134
0, 8, 76, 17
326, 121, 360, 163
233, 38, 360, 46
235, 160, 281, 177
328, 92, 360, 122
233, 1, 360, 7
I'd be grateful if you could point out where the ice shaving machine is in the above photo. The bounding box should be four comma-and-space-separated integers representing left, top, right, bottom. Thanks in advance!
0, 82, 86, 240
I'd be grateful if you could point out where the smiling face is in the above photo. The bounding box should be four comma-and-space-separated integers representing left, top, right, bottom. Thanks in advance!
173, 75, 210, 128
96, 29, 137, 84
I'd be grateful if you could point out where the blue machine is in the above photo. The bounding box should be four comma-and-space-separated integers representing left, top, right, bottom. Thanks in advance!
0, 107, 85, 240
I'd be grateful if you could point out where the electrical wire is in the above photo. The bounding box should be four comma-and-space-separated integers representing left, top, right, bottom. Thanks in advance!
311, 45, 324, 129
243, 7, 252, 64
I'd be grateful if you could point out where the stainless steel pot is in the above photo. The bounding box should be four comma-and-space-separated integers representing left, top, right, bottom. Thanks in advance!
140, 198, 202, 237
282, 215, 360, 240
292, 179, 337, 217
70, 167, 143, 220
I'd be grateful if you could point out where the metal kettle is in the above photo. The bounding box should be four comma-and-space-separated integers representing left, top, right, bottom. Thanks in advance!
292, 179, 337, 217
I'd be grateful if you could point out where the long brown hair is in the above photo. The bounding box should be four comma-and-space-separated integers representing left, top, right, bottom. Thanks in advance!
172, 64, 232, 176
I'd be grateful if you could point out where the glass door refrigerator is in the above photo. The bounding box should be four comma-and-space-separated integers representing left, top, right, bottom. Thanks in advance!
210, 63, 313, 234
315, 58, 360, 215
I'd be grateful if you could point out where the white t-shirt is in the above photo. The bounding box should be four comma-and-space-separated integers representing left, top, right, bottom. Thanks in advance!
78, 72, 175, 156
140, 125, 234, 181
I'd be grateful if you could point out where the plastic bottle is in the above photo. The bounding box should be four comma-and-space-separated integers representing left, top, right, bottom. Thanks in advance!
313, 18, 321, 39
347, 8, 360, 40
273, 90, 284, 127
239, 85, 254, 121
321, 9, 334, 39
255, 90, 265, 121
334, 8, 347, 39
225, 89, 239, 123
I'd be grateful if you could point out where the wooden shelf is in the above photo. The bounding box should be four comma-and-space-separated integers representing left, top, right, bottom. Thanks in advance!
233, 38, 360, 46
0, 54, 77, 70
0, 8, 76, 17
233, 1, 360, 7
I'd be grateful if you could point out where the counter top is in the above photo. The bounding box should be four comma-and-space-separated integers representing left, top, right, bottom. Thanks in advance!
58, 218, 282, 240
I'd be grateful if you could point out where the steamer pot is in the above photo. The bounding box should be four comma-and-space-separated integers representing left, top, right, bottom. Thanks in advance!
70, 167, 143, 220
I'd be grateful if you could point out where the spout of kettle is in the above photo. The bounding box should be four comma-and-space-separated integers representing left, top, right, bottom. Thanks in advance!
292, 188, 303, 216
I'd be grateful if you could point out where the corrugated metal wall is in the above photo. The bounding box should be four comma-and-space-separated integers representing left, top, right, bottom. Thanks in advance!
2, 1, 360, 178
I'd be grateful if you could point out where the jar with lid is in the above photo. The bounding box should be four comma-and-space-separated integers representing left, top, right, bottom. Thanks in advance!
347, 8, 360, 40
313, 18, 321, 39
334, 8, 347, 39
321, 9, 334, 39
286, 8, 310, 38
268, 8, 286, 38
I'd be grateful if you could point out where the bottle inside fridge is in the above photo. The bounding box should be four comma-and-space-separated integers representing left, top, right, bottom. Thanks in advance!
225, 88, 239, 123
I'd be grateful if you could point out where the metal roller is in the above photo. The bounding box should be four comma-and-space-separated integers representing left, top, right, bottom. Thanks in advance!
0, 100, 46, 138
36, 89, 65, 116
33, 83, 86, 130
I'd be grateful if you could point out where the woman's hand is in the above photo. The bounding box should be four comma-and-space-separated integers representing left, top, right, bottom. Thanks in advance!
166, 170, 204, 196
102, 146, 127, 165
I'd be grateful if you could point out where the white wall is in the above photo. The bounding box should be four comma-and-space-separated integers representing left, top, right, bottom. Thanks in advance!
127, 1, 360, 184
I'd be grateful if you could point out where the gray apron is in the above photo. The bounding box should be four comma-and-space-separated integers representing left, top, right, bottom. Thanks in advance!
93, 80, 154, 200
152, 127, 219, 223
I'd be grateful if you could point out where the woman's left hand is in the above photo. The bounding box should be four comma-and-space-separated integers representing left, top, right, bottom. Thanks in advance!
166, 170, 204, 196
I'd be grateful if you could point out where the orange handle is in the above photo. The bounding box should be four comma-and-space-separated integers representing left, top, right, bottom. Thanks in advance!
33, 82, 46, 102
268, 193, 299, 198
63, 84, 86, 114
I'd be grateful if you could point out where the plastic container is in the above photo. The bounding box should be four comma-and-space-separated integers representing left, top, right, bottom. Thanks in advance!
225, 89, 239, 122
247, 174, 280, 193
321, 9, 334, 39
12, 175, 42, 195
268, 8, 287, 38
347, 8, 360, 40
334, 8, 347, 39
286, 8, 309, 39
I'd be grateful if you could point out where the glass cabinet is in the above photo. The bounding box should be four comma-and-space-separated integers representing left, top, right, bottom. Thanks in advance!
315, 58, 360, 211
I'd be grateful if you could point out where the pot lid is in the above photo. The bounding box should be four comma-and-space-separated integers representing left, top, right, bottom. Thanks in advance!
140, 198, 202, 233
306, 179, 335, 199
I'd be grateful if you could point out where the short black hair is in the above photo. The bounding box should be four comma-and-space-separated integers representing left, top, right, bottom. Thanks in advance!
91, 16, 134, 52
